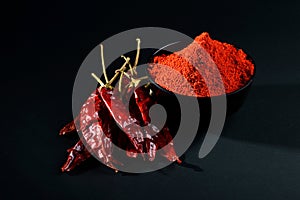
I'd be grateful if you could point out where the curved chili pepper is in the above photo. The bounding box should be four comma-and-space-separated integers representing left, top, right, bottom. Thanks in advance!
60, 91, 102, 172
59, 119, 76, 136
61, 140, 91, 172
153, 127, 181, 163
60, 89, 127, 172
59, 116, 79, 136
134, 84, 181, 163
134, 85, 153, 125
60, 89, 115, 171
100, 86, 144, 154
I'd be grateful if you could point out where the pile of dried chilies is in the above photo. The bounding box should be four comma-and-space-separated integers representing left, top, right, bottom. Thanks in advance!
59, 39, 181, 172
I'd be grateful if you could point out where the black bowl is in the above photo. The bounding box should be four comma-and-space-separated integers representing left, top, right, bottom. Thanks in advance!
145, 44, 255, 134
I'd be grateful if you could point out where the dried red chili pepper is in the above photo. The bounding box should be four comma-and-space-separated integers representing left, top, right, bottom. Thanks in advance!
61, 140, 91, 172
60, 91, 101, 171
134, 85, 153, 125
99, 71, 181, 163
134, 85, 181, 163
59, 116, 79, 136
60, 38, 181, 172
100, 86, 144, 154
60, 89, 118, 172
60, 83, 142, 171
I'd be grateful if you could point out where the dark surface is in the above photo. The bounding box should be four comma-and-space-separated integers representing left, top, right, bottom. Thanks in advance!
3, 0, 300, 199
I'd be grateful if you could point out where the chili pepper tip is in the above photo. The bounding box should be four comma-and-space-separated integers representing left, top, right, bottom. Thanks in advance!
176, 158, 182, 164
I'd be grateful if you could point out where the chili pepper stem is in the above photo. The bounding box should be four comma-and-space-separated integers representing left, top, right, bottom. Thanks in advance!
134, 38, 141, 68
126, 75, 148, 88
91, 73, 105, 87
121, 55, 134, 75
108, 56, 130, 86
93, 38, 141, 89
118, 71, 124, 92
100, 44, 109, 83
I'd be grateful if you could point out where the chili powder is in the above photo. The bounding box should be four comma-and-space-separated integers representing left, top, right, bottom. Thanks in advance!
148, 32, 255, 97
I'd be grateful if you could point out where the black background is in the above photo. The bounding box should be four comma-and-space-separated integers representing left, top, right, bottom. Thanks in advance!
3, 0, 300, 199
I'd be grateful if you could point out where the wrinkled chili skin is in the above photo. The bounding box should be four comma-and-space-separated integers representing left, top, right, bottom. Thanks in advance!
60, 90, 102, 172
60, 90, 116, 172
99, 75, 179, 162
134, 86, 154, 126
133, 84, 180, 162
60, 90, 102, 136
60, 76, 181, 172
60, 83, 145, 172
134, 85, 173, 146
100, 87, 143, 152
60, 89, 136, 172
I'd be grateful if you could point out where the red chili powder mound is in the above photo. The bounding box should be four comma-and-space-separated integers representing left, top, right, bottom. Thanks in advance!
148, 32, 255, 97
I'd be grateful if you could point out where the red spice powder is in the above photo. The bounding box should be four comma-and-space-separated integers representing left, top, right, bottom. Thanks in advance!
148, 32, 255, 97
